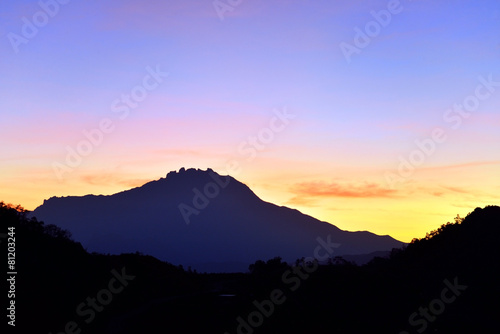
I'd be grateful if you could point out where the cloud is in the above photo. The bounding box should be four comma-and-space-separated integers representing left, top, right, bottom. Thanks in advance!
451, 203, 481, 210
291, 180, 397, 199
285, 196, 320, 207
152, 148, 204, 157
81, 174, 151, 188
433, 184, 500, 202
423, 160, 500, 172
440, 186, 470, 194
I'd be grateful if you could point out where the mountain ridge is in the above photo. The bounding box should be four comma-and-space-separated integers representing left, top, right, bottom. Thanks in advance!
32, 168, 405, 272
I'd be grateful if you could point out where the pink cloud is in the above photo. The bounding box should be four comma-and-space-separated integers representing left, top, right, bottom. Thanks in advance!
291, 180, 398, 199
81, 173, 152, 188
423, 160, 500, 172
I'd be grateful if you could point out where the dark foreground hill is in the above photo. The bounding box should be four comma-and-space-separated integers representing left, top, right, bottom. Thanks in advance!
2, 202, 499, 333
32, 168, 404, 272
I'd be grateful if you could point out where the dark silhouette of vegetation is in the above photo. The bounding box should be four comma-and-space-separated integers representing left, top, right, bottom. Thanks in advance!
249, 256, 289, 275
1, 202, 499, 333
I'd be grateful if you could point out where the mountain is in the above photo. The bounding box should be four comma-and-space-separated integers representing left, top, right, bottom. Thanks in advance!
32, 168, 405, 272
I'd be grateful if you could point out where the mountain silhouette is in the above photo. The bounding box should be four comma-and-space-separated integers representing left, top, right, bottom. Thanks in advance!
3, 200, 499, 333
32, 168, 404, 272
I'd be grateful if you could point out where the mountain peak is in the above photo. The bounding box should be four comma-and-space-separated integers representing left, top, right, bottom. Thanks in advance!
162, 167, 239, 193
32, 169, 405, 272
166, 167, 217, 178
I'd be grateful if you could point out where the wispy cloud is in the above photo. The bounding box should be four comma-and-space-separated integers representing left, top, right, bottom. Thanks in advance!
440, 186, 471, 194
451, 203, 482, 210
152, 148, 204, 157
286, 196, 320, 207
81, 174, 151, 188
423, 160, 500, 172
291, 180, 398, 199
416, 184, 500, 200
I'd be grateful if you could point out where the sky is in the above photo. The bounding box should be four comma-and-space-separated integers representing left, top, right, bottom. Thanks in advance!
1, 0, 499, 242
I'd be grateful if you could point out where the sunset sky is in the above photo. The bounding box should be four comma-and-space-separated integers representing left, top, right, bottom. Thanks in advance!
1, 0, 499, 242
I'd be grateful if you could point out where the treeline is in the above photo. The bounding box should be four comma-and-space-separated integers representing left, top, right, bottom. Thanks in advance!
1, 202, 499, 333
